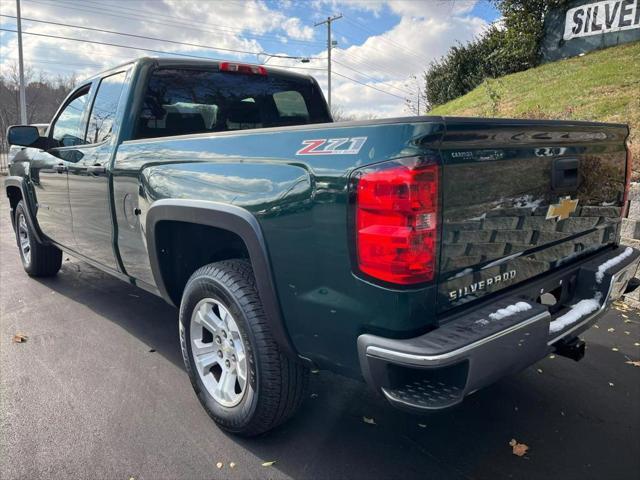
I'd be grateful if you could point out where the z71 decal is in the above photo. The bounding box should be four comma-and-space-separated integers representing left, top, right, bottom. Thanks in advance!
296, 137, 367, 155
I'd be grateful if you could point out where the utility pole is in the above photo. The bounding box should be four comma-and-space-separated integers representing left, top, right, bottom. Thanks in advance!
314, 14, 342, 111
16, 0, 27, 124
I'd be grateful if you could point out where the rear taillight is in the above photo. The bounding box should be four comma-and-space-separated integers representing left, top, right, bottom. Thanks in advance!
622, 145, 632, 218
355, 160, 439, 285
219, 62, 267, 75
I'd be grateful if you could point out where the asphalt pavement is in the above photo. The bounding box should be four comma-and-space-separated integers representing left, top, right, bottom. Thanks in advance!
1, 195, 639, 480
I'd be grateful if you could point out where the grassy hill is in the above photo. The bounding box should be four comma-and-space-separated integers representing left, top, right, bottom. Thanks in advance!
430, 41, 640, 174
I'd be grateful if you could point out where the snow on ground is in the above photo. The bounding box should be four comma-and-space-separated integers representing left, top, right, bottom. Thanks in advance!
595, 247, 633, 283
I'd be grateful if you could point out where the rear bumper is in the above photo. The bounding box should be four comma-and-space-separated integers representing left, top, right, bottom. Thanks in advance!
358, 245, 640, 413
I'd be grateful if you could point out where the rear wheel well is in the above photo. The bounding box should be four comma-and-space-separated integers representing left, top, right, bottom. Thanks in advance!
155, 220, 250, 305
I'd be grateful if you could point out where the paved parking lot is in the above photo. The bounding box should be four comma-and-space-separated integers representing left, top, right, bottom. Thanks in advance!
1, 195, 639, 480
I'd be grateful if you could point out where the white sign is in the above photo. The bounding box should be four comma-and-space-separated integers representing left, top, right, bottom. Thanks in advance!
564, 0, 640, 40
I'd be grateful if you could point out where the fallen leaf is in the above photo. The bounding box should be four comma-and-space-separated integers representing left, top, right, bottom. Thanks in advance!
418, 423, 427, 428
537, 368, 543, 374
607, 328, 615, 332
310, 369, 320, 374
622, 314, 629, 319
363, 416, 376, 425
262, 461, 276, 467
624, 319, 632, 324
12, 333, 28, 343
229, 462, 236, 469
549, 354, 556, 359
634, 342, 640, 347
612, 347, 619, 352
594, 325, 600, 329
216, 462, 223, 469
509, 439, 529, 457
625, 331, 631, 335
625, 360, 640, 367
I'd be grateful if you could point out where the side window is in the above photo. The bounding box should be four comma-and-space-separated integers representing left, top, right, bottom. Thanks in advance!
273, 91, 309, 120
51, 86, 90, 147
86, 71, 128, 144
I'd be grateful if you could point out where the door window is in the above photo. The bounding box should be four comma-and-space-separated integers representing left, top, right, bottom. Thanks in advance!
86, 71, 128, 144
51, 86, 90, 147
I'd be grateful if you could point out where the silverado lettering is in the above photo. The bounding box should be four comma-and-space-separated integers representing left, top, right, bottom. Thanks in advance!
448, 270, 517, 301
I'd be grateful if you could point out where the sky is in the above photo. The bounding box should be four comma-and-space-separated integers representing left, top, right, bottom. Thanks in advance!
0, 0, 500, 118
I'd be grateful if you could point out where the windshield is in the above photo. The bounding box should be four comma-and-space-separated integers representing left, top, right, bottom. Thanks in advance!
135, 67, 330, 139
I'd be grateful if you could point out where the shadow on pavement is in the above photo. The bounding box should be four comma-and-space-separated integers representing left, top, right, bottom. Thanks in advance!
35, 258, 640, 480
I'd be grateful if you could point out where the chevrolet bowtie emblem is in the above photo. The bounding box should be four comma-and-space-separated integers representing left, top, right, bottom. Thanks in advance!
546, 196, 579, 221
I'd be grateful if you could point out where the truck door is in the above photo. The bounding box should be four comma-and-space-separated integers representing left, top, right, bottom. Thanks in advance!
68, 70, 129, 270
31, 84, 91, 247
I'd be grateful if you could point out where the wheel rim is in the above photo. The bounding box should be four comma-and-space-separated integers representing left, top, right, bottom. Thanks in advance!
190, 298, 248, 407
17, 213, 31, 265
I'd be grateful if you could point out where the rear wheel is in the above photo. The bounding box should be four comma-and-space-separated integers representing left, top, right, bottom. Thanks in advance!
14, 200, 62, 277
179, 259, 309, 436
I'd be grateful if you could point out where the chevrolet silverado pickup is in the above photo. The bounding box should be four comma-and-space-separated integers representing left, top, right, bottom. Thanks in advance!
5, 57, 638, 436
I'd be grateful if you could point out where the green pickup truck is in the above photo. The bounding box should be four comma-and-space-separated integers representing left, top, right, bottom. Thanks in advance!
5, 57, 638, 436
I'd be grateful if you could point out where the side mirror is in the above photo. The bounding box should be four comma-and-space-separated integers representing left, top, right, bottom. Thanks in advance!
7, 125, 41, 147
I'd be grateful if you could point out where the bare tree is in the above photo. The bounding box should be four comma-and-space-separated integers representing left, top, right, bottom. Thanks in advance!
331, 104, 377, 122
0, 62, 76, 154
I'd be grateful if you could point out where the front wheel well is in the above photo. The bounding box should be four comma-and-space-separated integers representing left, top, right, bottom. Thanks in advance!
6, 186, 23, 228
155, 220, 250, 305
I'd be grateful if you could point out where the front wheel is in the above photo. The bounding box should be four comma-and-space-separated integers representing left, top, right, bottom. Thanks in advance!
14, 200, 62, 277
179, 259, 309, 436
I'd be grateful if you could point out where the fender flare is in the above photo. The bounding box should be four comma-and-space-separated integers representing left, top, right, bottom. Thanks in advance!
145, 199, 298, 358
4, 176, 47, 245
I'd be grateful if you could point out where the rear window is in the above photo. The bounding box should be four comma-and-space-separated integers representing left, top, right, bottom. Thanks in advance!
135, 67, 330, 139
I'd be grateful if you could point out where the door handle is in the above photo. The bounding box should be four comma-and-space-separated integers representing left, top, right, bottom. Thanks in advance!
87, 164, 106, 175
55, 163, 67, 174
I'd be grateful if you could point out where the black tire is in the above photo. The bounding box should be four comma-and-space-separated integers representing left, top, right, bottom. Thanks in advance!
14, 200, 62, 277
179, 259, 309, 436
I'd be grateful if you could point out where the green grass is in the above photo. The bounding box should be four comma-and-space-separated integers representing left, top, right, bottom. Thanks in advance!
430, 41, 640, 171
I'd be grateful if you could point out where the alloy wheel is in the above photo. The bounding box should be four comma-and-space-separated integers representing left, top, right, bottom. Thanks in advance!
189, 298, 248, 407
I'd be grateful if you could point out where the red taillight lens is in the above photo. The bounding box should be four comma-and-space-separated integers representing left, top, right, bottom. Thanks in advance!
622, 145, 632, 218
355, 161, 439, 285
219, 62, 267, 75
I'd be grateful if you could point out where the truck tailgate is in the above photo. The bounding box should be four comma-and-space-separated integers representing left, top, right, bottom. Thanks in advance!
437, 118, 629, 313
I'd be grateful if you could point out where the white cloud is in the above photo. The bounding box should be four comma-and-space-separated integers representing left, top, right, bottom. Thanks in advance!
281, 18, 315, 41
0, 0, 491, 119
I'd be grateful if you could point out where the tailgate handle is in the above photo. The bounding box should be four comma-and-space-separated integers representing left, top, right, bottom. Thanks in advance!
551, 158, 579, 192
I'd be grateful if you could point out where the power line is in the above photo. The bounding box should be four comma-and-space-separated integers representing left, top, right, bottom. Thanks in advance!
332, 70, 406, 101
0, 29, 407, 103
24, 0, 325, 48
0, 14, 322, 60
0, 27, 326, 73
333, 49, 410, 82
331, 59, 414, 97
2, 55, 101, 68
340, 16, 432, 66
